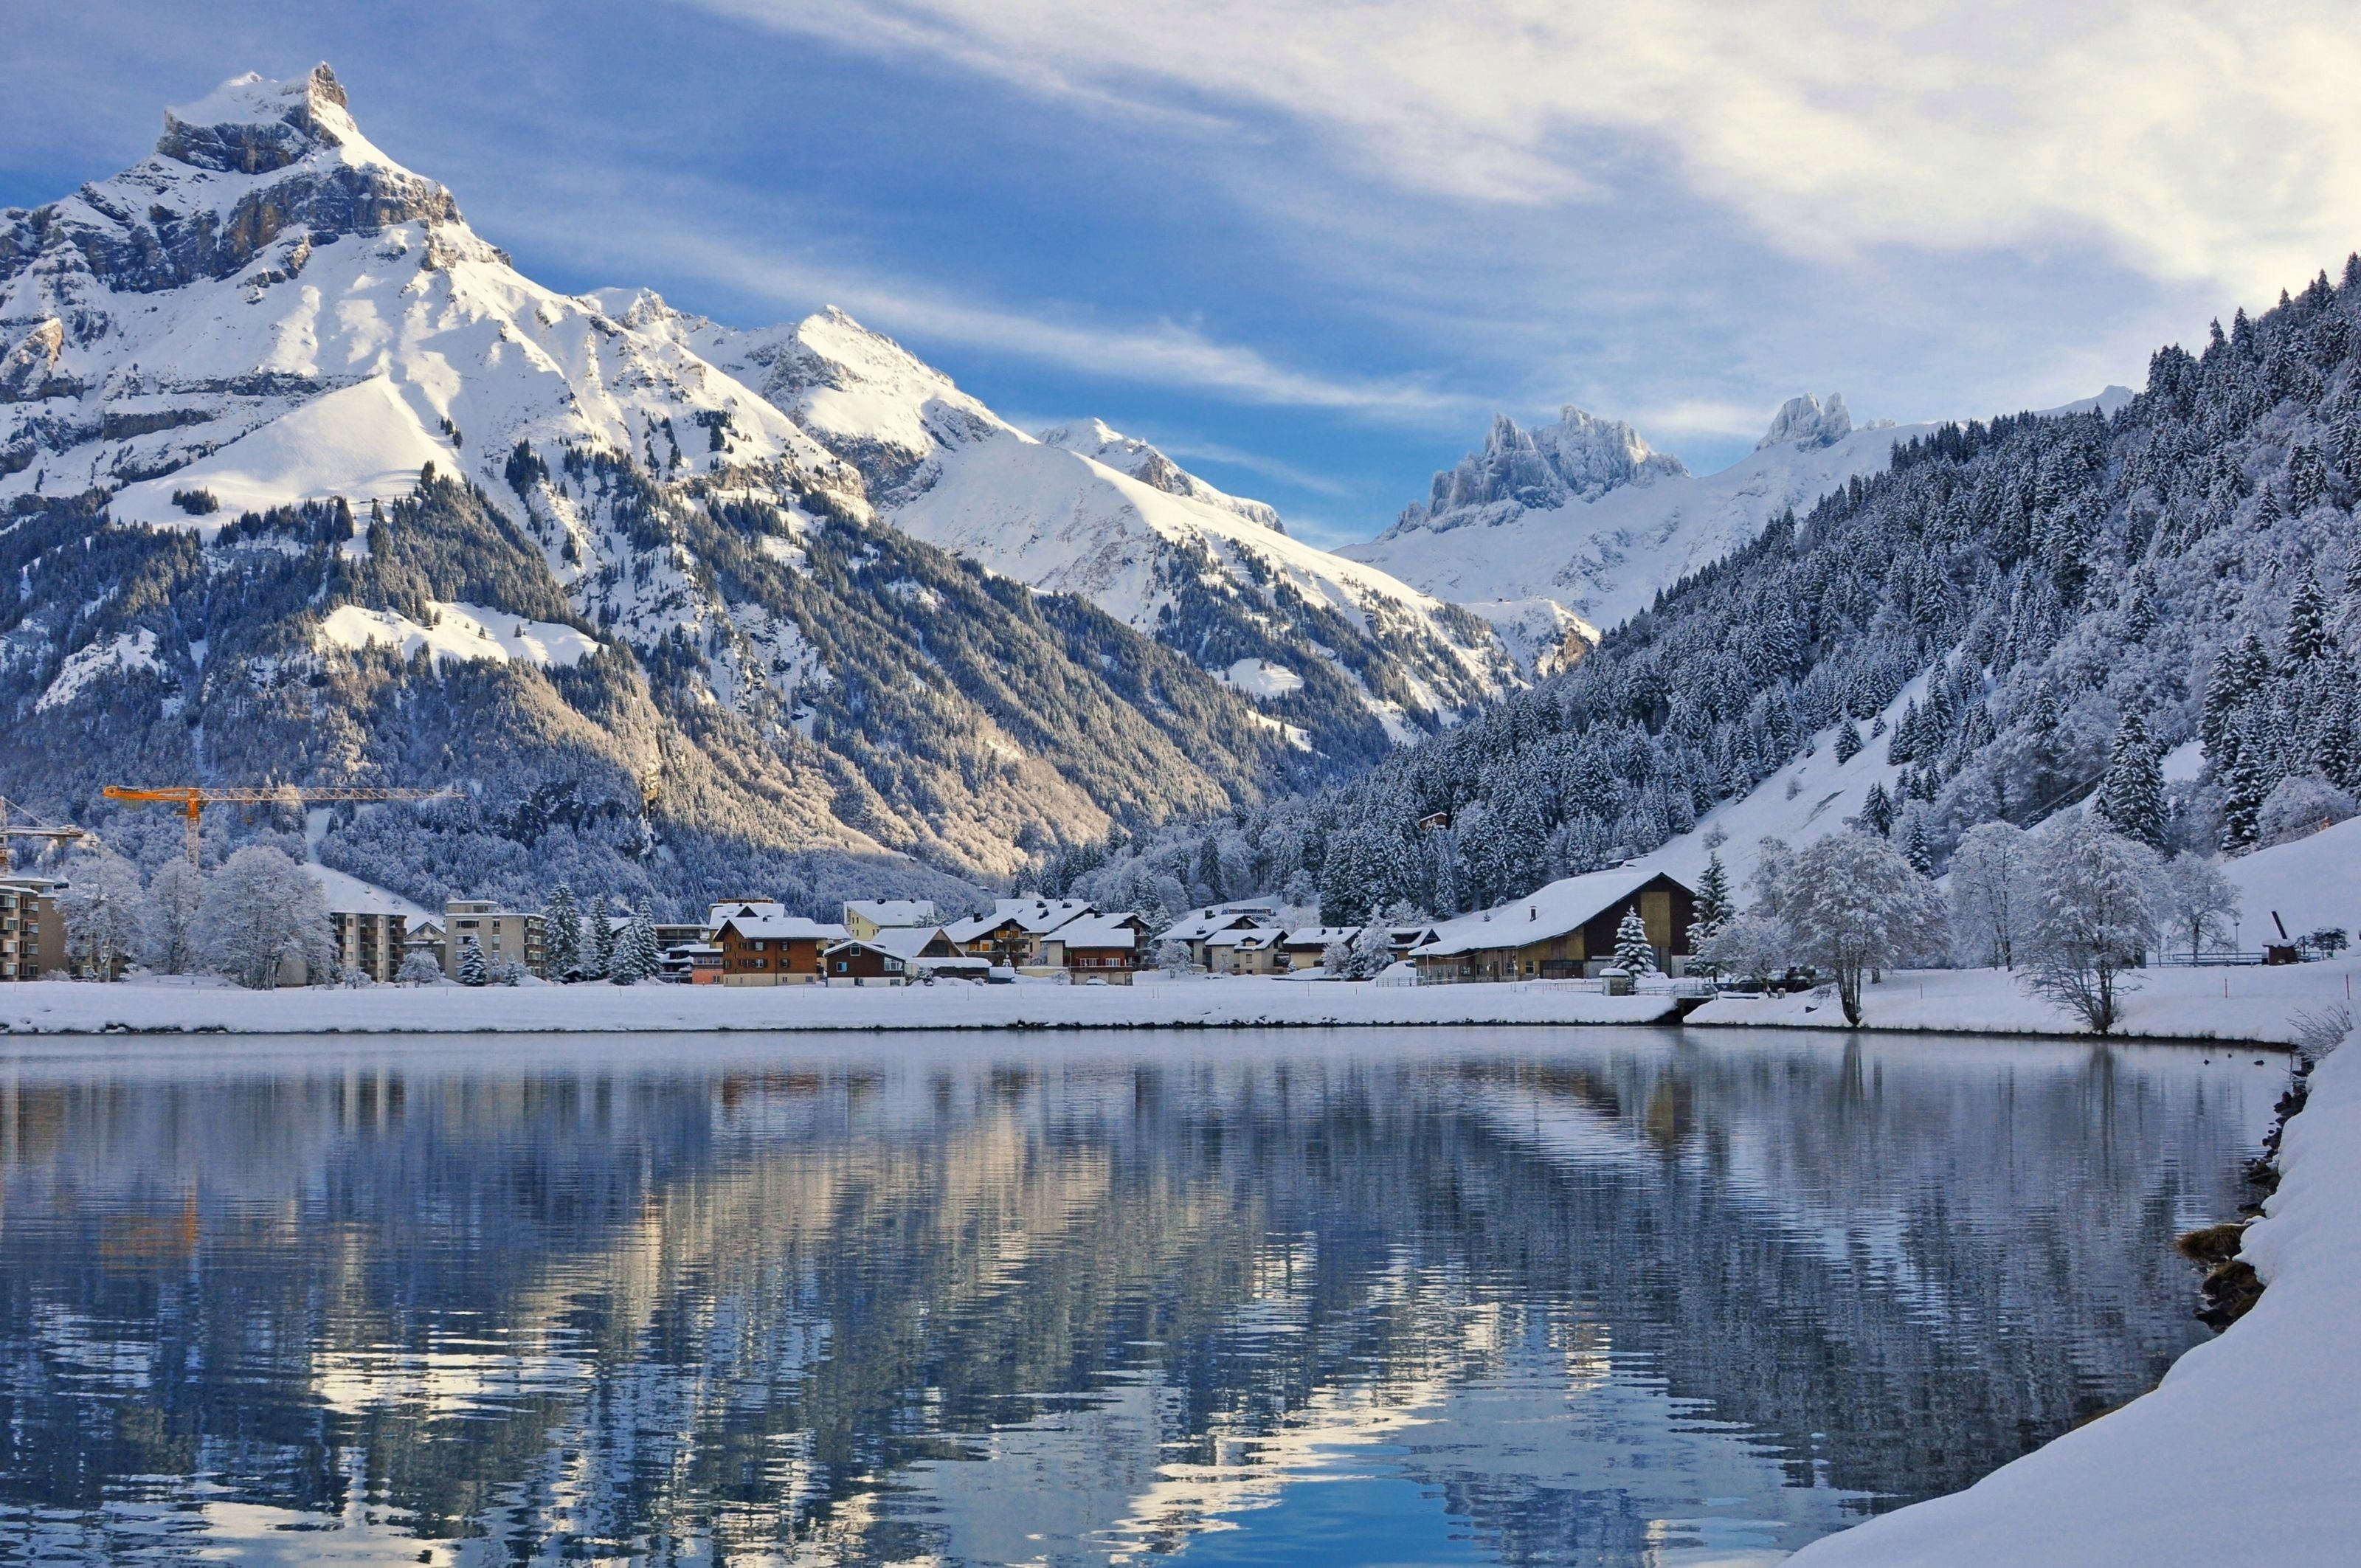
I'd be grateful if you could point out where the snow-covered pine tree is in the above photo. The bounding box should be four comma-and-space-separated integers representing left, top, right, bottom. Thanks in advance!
1834, 722, 1864, 764
1904, 812, 1935, 875
610, 909, 663, 984
2094, 714, 2168, 849
457, 934, 489, 987
583, 902, 615, 979
1861, 782, 1895, 836
541, 885, 581, 979
1613, 906, 1658, 975
1689, 847, 1733, 949
2284, 574, 2329, 666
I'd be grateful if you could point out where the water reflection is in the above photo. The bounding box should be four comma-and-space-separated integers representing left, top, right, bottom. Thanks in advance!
0, 1029, 2273, 1565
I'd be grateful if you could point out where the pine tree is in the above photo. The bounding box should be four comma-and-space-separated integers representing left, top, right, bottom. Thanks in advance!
1861, 782, 1895, 835
1689, 847, 1733, 947
457, 933, 488, 987
2284, 574, 2329, 665
609, 908, 663, 985
583, 902, 615, 980
1833, 722, 1864, 764
541, 885, 581, 981
1613, 906, 1658, 974
2222, 747, 2267, 851
2094, 714, 2168, 849
1904, 813, 1935, 875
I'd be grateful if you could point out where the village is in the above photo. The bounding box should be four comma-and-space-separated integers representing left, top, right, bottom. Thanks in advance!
288, 864, 1702, 993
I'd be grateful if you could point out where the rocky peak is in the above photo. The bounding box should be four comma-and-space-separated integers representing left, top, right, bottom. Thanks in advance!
1414, 405, 1686, 522
1757, 392, 1852, 451
155, 65, 368, 175
1036, 419, 1285, 532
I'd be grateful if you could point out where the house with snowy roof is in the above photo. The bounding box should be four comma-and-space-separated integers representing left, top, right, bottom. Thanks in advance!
943, 898, 1098, 970
1157, 903, 1284, 968
821, 924, 988, 984
1203, 926, 1286, 975
1039, 913, 1143, 984
1410, 868, 1695, 983
715, 913, 849, 985
842, 899, 938, 939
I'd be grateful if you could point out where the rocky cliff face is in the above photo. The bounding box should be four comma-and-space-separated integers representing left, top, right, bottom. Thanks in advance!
1407, 406, 1689, 528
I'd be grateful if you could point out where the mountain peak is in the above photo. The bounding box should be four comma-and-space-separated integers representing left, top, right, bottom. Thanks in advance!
157, 64, 390, 176
1035, 419, 1285, 532
1756, 392, 1853, 451
1408, 404, 1686, 525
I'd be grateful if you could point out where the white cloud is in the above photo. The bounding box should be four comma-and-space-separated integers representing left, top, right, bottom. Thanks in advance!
579, 218, 1478, 420
682, 0, 2361, 303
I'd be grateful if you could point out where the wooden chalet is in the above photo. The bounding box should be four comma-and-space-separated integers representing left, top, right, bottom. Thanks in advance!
1411, 868, 1695, 983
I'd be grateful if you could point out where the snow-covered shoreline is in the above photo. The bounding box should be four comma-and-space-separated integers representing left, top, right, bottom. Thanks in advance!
1786, 1032, 2361, 1567
0, 975, 1678, 1036
1687, 957, 2360, 1045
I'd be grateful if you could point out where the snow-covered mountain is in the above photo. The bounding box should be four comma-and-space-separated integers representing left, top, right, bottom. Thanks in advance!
1344, 398, 1923, 640
623, 293, 1516, 753
1347, 389, 2136, 643
0, 66, 1433, 909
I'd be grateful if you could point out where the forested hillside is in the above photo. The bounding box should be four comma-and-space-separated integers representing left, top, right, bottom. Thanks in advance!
1045, 262, 2361, 925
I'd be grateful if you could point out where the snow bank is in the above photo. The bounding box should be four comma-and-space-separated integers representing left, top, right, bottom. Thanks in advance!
1787, 1032, 2361, 1567
1688, 957, 2361, 1045
1220, 657, 1304, 697
316, 601, 598, 667
0, 975, 1677, 1036
111, 378, 455, 530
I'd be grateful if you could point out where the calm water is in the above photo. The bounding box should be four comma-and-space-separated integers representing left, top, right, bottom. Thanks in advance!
0, 1028, 2277, 1567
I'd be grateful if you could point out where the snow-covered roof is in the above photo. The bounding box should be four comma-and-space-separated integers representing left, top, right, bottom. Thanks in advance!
845, 898, 936, 927
1205, 928, 1283, 950
1281, 926, 1362, 950
860, 925, 950, 961
1413, 868, 1671, 958
710, 899, 787, 926
998, 897, 1096, 931
305, 863, 430, 920
1160, 908, 1280, 942
1045, 914, 1138, 951
716, 915, 847, 942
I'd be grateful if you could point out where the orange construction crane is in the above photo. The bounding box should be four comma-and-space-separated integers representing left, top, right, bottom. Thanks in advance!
0, 797, 98, 872
103, 784, 459, 866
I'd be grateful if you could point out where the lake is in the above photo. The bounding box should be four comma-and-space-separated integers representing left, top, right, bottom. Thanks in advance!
0, 1027, 2279, 1566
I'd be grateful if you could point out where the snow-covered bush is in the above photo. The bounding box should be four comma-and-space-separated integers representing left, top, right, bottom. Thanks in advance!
2020, 817, 2165, 1034
60, 854, 148, 981
2254, 774, 2357, 848
1150, 936, 1199, 975
397, 950, 445, 986
1699, 911, 1788, 987
1948, 821, 2033, 969
198, 846, 336, 990
340, 965, 375, 989
1759, 830, 1947, 1024
141, 857, 207, 975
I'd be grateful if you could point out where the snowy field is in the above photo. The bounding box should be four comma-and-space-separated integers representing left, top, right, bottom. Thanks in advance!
1688, 956, 2361, 1044
1788, 1031, 2361, 1567
0, 975, 1677, 1036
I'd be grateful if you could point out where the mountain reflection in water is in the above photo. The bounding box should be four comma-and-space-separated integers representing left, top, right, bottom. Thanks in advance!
0, 1028, 2274, 1566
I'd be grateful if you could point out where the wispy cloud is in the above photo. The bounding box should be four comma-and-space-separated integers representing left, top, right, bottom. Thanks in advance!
548, 214, 1480, 421
1149, 437, 1355, 498
680, 0, 2361, 304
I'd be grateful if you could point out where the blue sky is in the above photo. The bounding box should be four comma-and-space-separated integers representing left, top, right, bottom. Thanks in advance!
8, 1, 2357, 548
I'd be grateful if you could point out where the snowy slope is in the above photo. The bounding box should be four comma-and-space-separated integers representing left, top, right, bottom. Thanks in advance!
1348, 389, 2135, 638
2225, 815, 2361, 944
627, 293, 1517, 728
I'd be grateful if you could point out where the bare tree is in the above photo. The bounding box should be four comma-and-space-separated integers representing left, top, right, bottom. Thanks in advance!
60, 855, 149, 981
1948, 820, 2033, 968
142, 857, 208, 974
2155, 854, 2241, 964
2020, 817, 2165, 1035
198, 846, 336, 989
1763, 831, 1948, 1024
